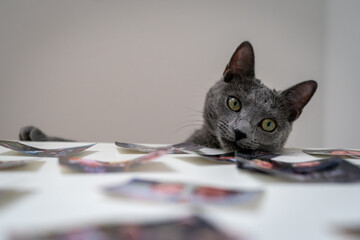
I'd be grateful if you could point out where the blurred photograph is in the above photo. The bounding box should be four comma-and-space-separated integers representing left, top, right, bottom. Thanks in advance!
104, 178, 260, 204
0, 140, 95, 157
11, 216, 239, 240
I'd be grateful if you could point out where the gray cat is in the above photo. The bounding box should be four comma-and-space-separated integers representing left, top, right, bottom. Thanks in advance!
187, 41, 317, 152
19, 41, 317, 152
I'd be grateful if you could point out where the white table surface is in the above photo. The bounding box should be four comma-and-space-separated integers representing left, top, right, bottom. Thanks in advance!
0, 141, 360, 240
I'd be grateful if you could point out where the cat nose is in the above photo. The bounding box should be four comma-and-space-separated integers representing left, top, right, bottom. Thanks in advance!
234, 129, 247, 141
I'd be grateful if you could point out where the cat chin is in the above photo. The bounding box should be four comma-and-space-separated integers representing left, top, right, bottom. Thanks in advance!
219, 137, 257, 152
219, 137, 281, 152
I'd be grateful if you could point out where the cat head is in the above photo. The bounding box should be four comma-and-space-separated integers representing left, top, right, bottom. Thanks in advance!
203, 41, 317, 152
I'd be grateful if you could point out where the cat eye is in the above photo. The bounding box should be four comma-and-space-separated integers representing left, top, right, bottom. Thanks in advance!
227, 96, 242, 112
260, 118, 276, 132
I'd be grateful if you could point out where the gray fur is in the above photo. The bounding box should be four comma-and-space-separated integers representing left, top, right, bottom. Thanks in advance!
187, 41, 317, 152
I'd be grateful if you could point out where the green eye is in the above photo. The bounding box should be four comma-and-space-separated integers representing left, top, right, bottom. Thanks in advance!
261, 119, 276, 132
227, 96, 242, 112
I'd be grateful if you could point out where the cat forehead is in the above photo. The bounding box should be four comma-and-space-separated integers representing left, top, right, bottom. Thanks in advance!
221, 79, 286, 115
224, 80, 279, 101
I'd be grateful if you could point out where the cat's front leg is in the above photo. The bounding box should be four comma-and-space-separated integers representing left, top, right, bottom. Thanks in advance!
187, 126, 221, 149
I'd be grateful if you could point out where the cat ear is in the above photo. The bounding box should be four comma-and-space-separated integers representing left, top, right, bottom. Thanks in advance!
281, 80, 318, 121
223, 41, 255, 82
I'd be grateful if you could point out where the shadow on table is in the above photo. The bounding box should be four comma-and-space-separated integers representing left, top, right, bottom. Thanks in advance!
0, 150, 97, 158
176, 156, 234, 166
0, 151, 33, 157
0, 190, 30, 209
129, 162, 174, 173
193, 193, 264, 213
116, 148, 149, 154
237, 169, 299, 184
61, 161, 174, 174
1, 161, 45, 172
70, 151, 98, 158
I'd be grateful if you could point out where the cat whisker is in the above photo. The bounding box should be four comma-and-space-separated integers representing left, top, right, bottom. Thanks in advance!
184, 115, 203, 119
184, 106, 204, 115
173, 121, 203, 131
168, 123, 203, 139
179, 119, 204, 125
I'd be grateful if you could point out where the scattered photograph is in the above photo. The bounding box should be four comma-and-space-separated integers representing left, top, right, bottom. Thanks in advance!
0, 140, 95, 157
105, 178, 261, 204
237, 154, 360, 182
11, 216, 239, 240
59, 150, 167, 173
303, 148, 360, 159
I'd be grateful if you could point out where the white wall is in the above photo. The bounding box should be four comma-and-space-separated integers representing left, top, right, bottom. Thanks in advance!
323, 0, 360, 148
0, 0, 325, 147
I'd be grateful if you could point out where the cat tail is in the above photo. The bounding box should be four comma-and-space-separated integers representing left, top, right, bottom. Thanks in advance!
19, 126, 74, 142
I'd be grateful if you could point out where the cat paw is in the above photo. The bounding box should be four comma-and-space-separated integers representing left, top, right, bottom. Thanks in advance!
19, 126, 49, 141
